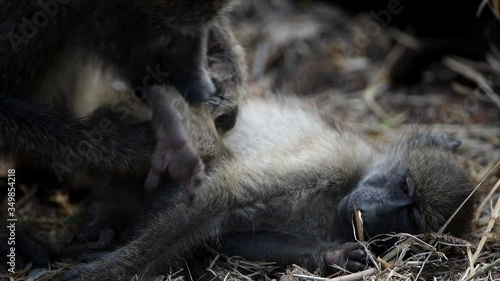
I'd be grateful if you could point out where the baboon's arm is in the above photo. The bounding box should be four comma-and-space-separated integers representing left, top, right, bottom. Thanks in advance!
220, 231, 367, 274
0, 97, 154, 179
58, 188, 231, 281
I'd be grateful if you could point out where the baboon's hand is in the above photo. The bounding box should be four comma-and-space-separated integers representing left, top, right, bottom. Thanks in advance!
144, 86, 204, 204
323, 242, 368, 273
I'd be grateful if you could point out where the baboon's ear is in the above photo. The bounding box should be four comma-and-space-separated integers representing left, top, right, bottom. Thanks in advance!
406, 132, 461, 152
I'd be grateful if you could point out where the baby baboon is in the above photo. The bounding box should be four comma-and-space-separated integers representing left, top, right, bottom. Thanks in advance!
60, 89, 474, 280
0, 0, 240, 200
0, 1, 245, 199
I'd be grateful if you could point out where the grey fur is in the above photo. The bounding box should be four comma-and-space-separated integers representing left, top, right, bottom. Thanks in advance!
61, 94, 474, 280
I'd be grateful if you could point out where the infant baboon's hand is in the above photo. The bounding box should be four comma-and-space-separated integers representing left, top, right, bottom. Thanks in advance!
144, 86, 204, 205
324, 242, 368, 273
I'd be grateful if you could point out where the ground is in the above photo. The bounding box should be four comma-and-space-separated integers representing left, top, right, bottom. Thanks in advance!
1, 0, 499, 280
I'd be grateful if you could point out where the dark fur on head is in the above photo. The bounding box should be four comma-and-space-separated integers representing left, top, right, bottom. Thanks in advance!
341, 131, 475, 244
400, 132, 474, 235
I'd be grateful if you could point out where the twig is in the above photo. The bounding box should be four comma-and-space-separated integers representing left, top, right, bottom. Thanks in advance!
468, 179, 500, 274
354, 207, 364, 242
464, 258, 500, 281
292, 274, 329, 281
184, 259, 194, 281
291, 264, 314, 276
443, 57, 500, 110
381, 236, 415, 262
16, 184, 37, 209
388, 29, 422, 50
363, 80, 392, 121
475, 157, 500, 184
208, 255, 221, 269
477, 0, 490, 17
474, 176, 500, 221
376, 257, 391, 270
490, 0, 500, 19
438, 160, 500, 234
414, 252, 432, 281
487, 54, 500, 74
251, 41, 272, 79
293, 268, 378, 281
363, 43, 407, 124
329, 268, 378, 281
347, 122, 500, 135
